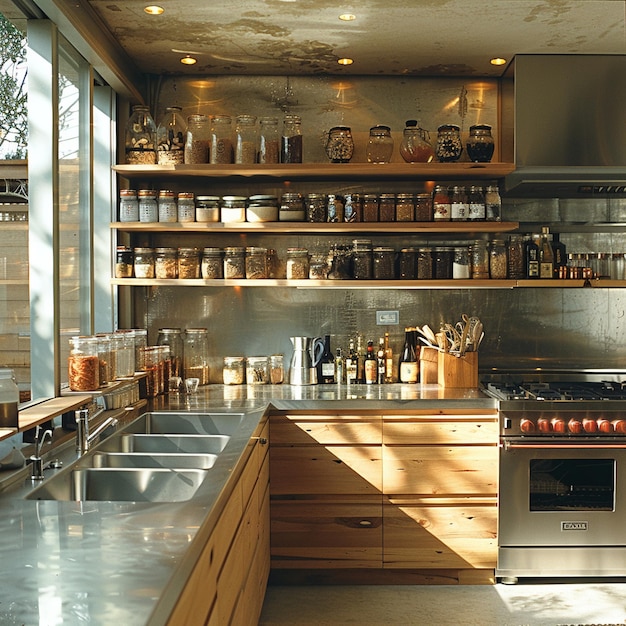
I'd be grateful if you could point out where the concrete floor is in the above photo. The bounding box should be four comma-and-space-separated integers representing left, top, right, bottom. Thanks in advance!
259, 581, 626, 625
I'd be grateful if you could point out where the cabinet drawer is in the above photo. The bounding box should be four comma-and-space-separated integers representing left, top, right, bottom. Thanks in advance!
271, 500, 382, 568
383, 445, 498, 496
271, 413, 381, 445
271, 445, 383, 495
383, 498, 497, 569
383, 415, 497, 445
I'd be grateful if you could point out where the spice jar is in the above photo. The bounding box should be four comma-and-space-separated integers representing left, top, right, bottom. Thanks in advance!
325, 126, 354, 163
417, 247, 433, 279
395, 194, 414, 222
157, 106, 186, 165
467, 124, 495, 163
379, 194, 396, 222
220, 195, 246, 223
201, 247, 223, 279
366, 125, 394, 163
258, 116, 279, 163
432, 185, 451, 221
373, 247, 395, 280
489, 239, 508, 279
133, 247, 155, 278
450, 186, 468, 221
177, 247, 200, 279
245, 246, 268, 279
362, 194, 379, 222
195, 195, 220, 223
246, 356, 269, 385
177, 192, 195, 223
281, 114, 302, 163
223, 356, 245, 385
115, 246, 134, 278
485, 185, 502, 221
68, 336, 100, 391
352, 239, 373, 279
399, 120, 434, 163
507, 234, 525, 279
453, 247, 471, 279
269, 354, 284, 384
398, 248, 417, 279
415, 193, 433, 221
157, 190, 177, 223
184, 114, 210, 164
157, 328, 184, 379
223, 246, 246, 279
286, 248, 310, 279
138, 189, 158, 223
183, 328, 210, 385
471, 240, 490, 279
154, 247, 178, 279
433, 246, 453, 279
468, 185, 486, 221
125, 105, 157, 165
210, 115, 233, 164
280, 193, 305, 221
306, 193, 327, 222
435, 124, 463, 162
235, 114, 258, 164
119, 189, 139, 222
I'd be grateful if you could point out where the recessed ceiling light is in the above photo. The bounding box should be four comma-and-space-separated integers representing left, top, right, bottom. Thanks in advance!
144, 5, 164, 15
490, 57, 507, 66
180, 55, 197, 65
337, 58, 354, 66
339, 13, 356, 21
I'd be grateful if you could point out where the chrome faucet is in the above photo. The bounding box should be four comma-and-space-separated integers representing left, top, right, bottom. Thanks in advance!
30, 424, 53, 480
75, 409, 118, 455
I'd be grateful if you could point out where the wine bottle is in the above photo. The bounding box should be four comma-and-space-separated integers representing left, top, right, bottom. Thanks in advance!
525, 234, 539, 278
552, 232, 567, 278
355, 333, 365, 383
364, 340, 377, 385
539, 226, 554, 279
398, 327, 418, 384
383, 332, 393, 383
377, 337, 386, 384
319, 334, 335, 383
334, 348, 344, 384
345, 339, 357, 384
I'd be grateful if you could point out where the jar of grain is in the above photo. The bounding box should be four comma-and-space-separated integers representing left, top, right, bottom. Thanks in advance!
258, 117, 279, 163
417, 247, 433, 279
471, 240, 490, 279
223, 356, 245, 385
183, 328, 210, 385
435, 124, 462, 162
184, 114, 210, 164
177, 192, 195, 223
507, 234, 525, 279
306, 193, 327, 222
201, 247, 223, 279
157, 190, 177, 223
286, 248, 310, 279
366, 125, 394, 164
235, 114, 258, 164
281, 115, 302, 163
133, 247, 155, 278
398, 248, 417, 279
325, 126, 354, 163
223, 246, 246, 279
453, 247, 471, 279
373, 247, 396, 280
154, 247, 177, 279
433, 246, 453, 279
115, 247, 134, 278
415, 193, 433, 221
269, 354, 284, 384
395, 194, 415, 222
362, 194, 379, 222
157, 106, 186, 165
379, 194, 396, 222
489, 239, 508, 279
245, 246, 268, 279
246, 195, 278, 222
352, 239, 373, 279
210, 115, 233, 164
195, 195, 220, 222
177, 247, 200, 279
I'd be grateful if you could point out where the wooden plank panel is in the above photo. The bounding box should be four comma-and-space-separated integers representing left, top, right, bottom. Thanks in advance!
270, 413, 381, 445
383, 417, 497, 445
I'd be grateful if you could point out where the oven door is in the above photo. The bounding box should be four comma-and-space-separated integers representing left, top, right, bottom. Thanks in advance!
499, 439, 626, 546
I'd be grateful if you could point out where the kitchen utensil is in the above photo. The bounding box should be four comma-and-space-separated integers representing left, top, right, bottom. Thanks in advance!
289, 336, 324, 385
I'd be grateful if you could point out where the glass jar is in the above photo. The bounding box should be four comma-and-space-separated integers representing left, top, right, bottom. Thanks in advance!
453, 247, 471, 279
471, 240, 490, 279
398, 248, 417, 279
133, 247, 155, 278
467, 124, 495, 163
415, 193, 433, 221
157, 328, 184, 379
432, 185, 451, 221
246, 356, 269, 385
138, 189, 158, 223
245, 246, 268, 279
111, 330, 135, 377
266, 249, 279, 278
0, 368, 18, 428
507, 234, 525, 279
177, 247, 200, 279
223, 246, 246, 279
154, 247, 178, 279
306, 193, 327, 223
450, 185, 468, 221
220, 195, 246, 223
279, 193, 305, 221
183, 328, 210, 385
115, 246, 134, 278
352, 239, 373, 279
485, 185, 502, 221
258, 116, 279, 164
157, 190, 177, 223
433, 246, 453, 279
269, 354, 284, 384
395, 194, 414, 222
468, 185, 486, 221
326, 194, 344, 223
328, 244, 352, 279
210, 115, 233, 164
125, 105, 156, 165
399, 120, 434, 163
235, 114, 258, 164
142, 346, 160, 397
119, 189, 139, 222
362, 194, 379, 222
373, 247, 395, 280
325, 126, 354, 163
177, 192, 195, 223
286, 248, 310, 279
130, 328, 148, 372
366, 125, 394, 163
417, 247, 433, 279
344, 193, 362, 222
435, 124, 463, 162
309, 253, 330, 279
195, 195, 220, 223
157, 106, 186, 165
95, 334, 112, 386
379, 194, 396, 222
201, 247, 223, 279
281, 114, 302, 163
246, 195, 278, 222
68, 336, 100, 391
223, 356, 245, 385
489, 239, 508, 279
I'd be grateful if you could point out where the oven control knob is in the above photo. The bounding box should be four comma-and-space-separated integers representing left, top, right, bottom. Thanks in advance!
598, 418, 613, 433
537, 417, 551, 433
612, 419, 626, 433
551, 417, 566, 433
583, 418, 598, 433
519, 418, 535, 433
568, 418, 583, 434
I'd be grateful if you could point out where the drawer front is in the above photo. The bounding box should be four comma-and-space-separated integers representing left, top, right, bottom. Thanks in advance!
383, 415, 497, 445
271, 413, 381, 445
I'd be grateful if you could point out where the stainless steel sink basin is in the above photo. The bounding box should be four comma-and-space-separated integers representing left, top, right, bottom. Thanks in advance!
128, 412, 244, 436
98, 433, 230, 455
85, 451, 218, 470
27, 467, 207, 502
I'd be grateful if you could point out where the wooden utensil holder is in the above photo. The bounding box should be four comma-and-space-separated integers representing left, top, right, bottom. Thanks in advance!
419, 346, 439, 384
438, 351, 478, 388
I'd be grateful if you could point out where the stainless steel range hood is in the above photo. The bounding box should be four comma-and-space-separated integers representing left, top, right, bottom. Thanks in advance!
502, 55, 626, 198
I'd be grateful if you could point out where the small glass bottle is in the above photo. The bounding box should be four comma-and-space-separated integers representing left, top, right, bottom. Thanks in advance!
177, 192, 195, 223
177, 247, 200, 279
210, 115, 234, 164
489, 239, 508, 279
432, 185, 451, 221
223, 246, 246, 279
157, 328, 184, 379
133, 247, 155, 278
485, 185, 502, 221
119, 189, 139, 222
435, 124, 463, 162
138, 189, 158, 223
157, 106, 186, 165
325, 126, 354, 163
258, 116, 280, 163
235, 114, 258, 164
184, 114, 210, 164
467, 124, 495, 163
158, 190, 178, 223
281, 114, 303, 163
125, 105, 157, 165
201, 247, 223, 279
68, 336, 100, 391
183, 328, 210, 385
366, 125, 394, 163
450, 186, 469, 221
399, 120, 434, 163
468, 185, 486, 221
344, 193, 362, 222
286, 247, 310, 279
154, 247, 178, 279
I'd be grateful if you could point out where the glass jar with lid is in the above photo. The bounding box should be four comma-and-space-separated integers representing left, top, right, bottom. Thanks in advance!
157, 190, 177, 223
157, 328, 184, 379
325, 126, 354, 163
435, 124, 463, 162
352, 239, 373, 279
306, 193, 327, 222
133, 247, 155, 278
183, 328, 209, 385
157, 106, 186, 165
467, 124, 495, 163
279, 193, 305, 221
245, 246, 268, 279
309, 253, 329, 279
177, 247, 200, 279
417, 247, 433, 279
395, 194, 415, 222
195, 195, 220, 222
344, 193, 362, 222
468, 185, 486, 221
125, 105, 157, 165
184, 114, 210, 164
507, 234, 525, 279
432, 185, 451, 221
379, 194, 396, 222
235, 114, 258, 164
373, 247, 396, 280
398, 248, 417, 279
489, 239, 508, 279
130, 328, 148, 372
399, 120, 434, 163
246, 195, 278, 222
415, 193, 432, 221
286, 248, 310, 279
68, 336, 100, 391
119, 189, 139, 222
362, 194, 379, 222
269, 354, 284, 384
485, 185, 502, 221
433, 246, 453, 279
366, 125, 394, 163
450, 185, 468, 221
111, 330, 136, 377
258, 116, 279, 163
246, 356, 269, 385
210, 115, 234, 164
177, 192, 195, 223
201, 247, 223, 279
471, 240, 490, 279
223, 246, 246, 279
154, 247, 177, 279
220, 195, 246, 223
281, 114, 302, 163
223, 356, 245, 385
115, 247, 134, 278
138, 189, 158, 223
95, 333, 112, 385
453, 247, 471, 279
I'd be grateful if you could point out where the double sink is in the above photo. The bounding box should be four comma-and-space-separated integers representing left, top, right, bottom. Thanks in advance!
27, 412, 244, 503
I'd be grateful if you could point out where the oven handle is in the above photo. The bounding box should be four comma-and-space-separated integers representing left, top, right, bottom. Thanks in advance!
503, 441, 626, 451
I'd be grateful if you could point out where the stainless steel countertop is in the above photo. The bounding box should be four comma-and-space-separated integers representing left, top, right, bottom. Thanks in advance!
0, 383, 495, 625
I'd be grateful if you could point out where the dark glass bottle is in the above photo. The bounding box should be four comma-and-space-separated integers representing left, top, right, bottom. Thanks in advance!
334, 348, 344, 384
318, 334, 335, 383
552, 232, 567, 278
539, 226, 554, 279
525, 235, 540, 279
398, 327, 418, 384
345, 339, 358, 384
376, 338, 386, 384
364, 340, 377, 385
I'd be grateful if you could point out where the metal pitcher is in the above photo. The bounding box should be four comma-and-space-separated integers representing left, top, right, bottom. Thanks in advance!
289, 336, 324, 385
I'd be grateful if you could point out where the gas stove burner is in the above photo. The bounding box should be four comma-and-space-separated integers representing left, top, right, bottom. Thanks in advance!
486, 379, 626, 402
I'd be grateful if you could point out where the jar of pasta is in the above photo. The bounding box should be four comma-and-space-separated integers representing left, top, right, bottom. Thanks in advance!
68, 336, 100, 391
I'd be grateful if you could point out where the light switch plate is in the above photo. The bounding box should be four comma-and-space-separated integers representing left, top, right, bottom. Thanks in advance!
376, 310, 399, 325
